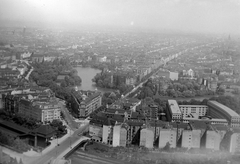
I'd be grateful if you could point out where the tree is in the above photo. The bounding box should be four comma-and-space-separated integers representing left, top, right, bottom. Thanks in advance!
163, 142, 171, 151
50, 120, 67, 137
144, 97, 154, 105
60, 80, 67, 87
217, 88, 225, 95
232, 88, 240, 95
12, 138, 31, 152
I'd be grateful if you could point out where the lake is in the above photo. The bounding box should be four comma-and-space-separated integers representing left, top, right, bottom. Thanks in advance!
75, 67, 115, 93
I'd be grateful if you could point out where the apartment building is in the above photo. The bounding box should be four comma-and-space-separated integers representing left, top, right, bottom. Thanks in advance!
181, 130, 201, 149
159, 129, 177, 148
203, 130, 222, 150
89, 116, 105, 142
126, 120, 144, 145
140, 128, 154, 148
18, 98, 61, 123
229, 128, 240, 153
72, 91, 102, 117
112, 123, 128, 147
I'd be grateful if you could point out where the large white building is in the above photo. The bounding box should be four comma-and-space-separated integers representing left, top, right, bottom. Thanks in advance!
168, 100, 182, 121
179, 105, 208, 119
140, 128, 154, 148
18, 98, 61, 123
159, 129, 177, 148
229, 129, 240, 153
203, 130, 221, 150
208, 101, 240, 127
182, 117, 228, 126
181, 130, 201, 149
112, 123, 127, 147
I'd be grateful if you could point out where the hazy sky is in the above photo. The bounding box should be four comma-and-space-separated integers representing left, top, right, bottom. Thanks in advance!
0, 0, 240, 34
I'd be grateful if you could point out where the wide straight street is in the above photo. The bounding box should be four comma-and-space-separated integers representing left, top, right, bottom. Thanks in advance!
58, 100, 79, 130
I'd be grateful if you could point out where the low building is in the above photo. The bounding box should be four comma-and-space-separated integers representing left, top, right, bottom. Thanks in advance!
31, 54, 44, 63
109, 98, 141, 112
169, 72, 179, 81
0, 67, 20, 79
182, 117, 228, 126
157, 71, 178, 81
140, 128, 154, 148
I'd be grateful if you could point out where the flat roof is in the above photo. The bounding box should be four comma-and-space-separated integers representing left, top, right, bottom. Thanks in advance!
168, 100, 181, 114
179, 105, 208, 107
183, 118, 227, 122
208, 101, 240, 117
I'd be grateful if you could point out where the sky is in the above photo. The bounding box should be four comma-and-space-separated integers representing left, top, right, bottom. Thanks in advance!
0, 0, 240, 34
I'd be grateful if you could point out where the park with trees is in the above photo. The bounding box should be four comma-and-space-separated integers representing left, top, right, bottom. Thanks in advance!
92, 72, 133, 95
137, 78, 216, 100
30, 58, 82, 101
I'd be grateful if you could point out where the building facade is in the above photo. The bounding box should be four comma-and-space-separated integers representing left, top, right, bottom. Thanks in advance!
179, 105, 208, 119
208, 101, 240, 127
18, 98, 61, 123
229, 132, 240, 153
168, 100, 182, 121
159, 129, 177, 148
112, 123, 128, 147
203, 130, 221, 150
140, 128, 154, 148
72, 91, 102, 117
181, 130, 201, 149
